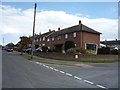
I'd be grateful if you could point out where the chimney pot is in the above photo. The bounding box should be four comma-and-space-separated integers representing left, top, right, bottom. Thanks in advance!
58, 27, 60, 31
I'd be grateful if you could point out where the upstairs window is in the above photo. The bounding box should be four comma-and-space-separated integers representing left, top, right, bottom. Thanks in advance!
40, 38, 41, 41
65, 34, 68, 39
43, 37, 45, 41
52, 37, 54, 41
47, 38, 50, 42
37, 39, 39, 42
57, 36, 61, 40
73, 32, 77, 38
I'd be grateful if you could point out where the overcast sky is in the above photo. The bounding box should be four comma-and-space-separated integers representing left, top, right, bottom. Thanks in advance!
0, 2, 118, 45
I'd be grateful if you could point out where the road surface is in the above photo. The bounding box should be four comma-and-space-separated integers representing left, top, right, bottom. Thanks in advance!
2, 50, 118, 89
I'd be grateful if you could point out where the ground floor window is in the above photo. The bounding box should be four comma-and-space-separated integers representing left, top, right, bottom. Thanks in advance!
86, 43, 97, 51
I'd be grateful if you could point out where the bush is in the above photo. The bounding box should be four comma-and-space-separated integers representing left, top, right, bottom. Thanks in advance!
66, 48, 77, 53
64, 40, 75, 52
86, 50, 96, 55
75, 47, 87, 54
111, 49, 119, 55
97, 47, 111, 54
42, 46, 48, 52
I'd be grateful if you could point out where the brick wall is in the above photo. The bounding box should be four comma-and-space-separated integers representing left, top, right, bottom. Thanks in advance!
34, 52, 118, 59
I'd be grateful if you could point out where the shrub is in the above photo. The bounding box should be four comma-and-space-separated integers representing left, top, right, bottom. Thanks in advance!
42, 46, 48, 52
64, 40, 75, 52
97, 47, 111, 54
75, 47, 87, 54
111, 49, 119, 55
67, 48, 77, 53
86, 50, 96, 55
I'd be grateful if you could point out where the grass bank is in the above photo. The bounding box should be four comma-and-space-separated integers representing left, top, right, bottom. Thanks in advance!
51, 57, 118, 63
20, 54, 43, 61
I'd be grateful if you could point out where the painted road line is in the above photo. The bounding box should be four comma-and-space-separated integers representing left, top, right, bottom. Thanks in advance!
84, 80, 94, 85
74, 76, 82, 80
36, 62, 39, 64
65, 73, 73, 76
45, 66, 49, 68
39, 63, 42, 65
54, 69, 59, 71
96, 84, 107, 89
49, 67, 54, 69
59, 71, 65, 74
42, 64, 46, 67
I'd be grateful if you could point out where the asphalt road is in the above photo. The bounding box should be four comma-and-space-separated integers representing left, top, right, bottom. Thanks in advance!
2, 50, 118, 89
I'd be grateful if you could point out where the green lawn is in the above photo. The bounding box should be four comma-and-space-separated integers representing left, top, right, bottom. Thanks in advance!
20, 54, 43, 61
51, 57, 118, 63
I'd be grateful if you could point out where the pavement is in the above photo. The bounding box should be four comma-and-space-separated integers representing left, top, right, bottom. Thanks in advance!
3, 50, 118, 88
16, 51, 118, 68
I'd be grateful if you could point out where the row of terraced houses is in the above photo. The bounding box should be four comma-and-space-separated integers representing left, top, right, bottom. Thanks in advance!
34, 20, 101, 53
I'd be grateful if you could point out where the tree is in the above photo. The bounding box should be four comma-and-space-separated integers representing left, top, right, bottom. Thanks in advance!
64, 40, 75, 52
6, 43, 14, 47
19, 36, 32, 49
42, 46, 48, 52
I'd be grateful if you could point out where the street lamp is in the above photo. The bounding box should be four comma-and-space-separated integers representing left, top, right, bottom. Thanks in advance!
31, 3, 37, 59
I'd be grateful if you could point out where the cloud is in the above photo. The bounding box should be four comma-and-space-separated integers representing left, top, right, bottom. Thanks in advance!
0, 4, 118, 45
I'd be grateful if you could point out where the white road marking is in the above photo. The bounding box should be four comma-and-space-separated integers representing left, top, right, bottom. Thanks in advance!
96, 84, 107, 89
36, 62, 39, 64
39, 63, 42, 65
84, 80, 94, 85
45, 66, 49, 68
34, 61, 108, 89
54, 69, 59, 71
74, 76, 82, 80
49, 67, 54, 69
65, 73, 73, 76
59, 71, 65, 73
43, 64, 46, 66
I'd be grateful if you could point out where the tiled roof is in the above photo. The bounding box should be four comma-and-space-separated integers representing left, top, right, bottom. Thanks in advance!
35, 23, 101, 39
35, 31, 55, 39
101, 40, 120, 45
49, 24, 101, 37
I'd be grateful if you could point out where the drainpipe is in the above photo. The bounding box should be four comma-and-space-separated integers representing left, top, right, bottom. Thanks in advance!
79, 20, 83, 48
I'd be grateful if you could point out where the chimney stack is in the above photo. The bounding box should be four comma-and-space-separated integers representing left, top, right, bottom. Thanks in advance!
58, 27, 60, 31
79, 20, 81, 25
49, 29, 51, 32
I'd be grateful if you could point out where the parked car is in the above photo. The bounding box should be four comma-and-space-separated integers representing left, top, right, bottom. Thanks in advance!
36, 47, 42, 52
25, 48, 36, 54
6, 47, 13, 52
2, 46, 6, 50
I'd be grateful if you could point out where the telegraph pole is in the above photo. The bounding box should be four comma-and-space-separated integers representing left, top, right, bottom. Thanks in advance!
31, 3, 37, 59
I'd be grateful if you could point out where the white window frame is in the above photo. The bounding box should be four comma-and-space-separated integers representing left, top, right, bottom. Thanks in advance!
85, 43, 98, 53
40, 38, 41, 41
73, 32, 77, 38
65, 34, 68, 39
52, 37, 54, 41
43, 37, 45, 41
47, 38, 50, 42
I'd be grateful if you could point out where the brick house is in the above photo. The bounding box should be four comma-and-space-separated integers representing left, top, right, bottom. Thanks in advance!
34, 20, 101, 53
101, 39, 120, 50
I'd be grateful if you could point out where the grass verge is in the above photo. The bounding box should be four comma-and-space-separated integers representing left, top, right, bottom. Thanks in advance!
51, 57, 118, 63
20, 54, 43, 61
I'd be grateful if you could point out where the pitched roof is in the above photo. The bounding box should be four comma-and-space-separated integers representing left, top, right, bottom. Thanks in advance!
101, 40, 120, 45
35, 31, 55, 39
49, 24, 101, 37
